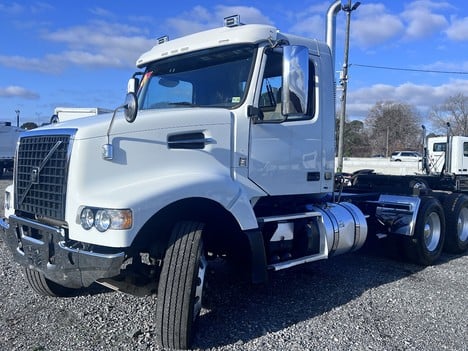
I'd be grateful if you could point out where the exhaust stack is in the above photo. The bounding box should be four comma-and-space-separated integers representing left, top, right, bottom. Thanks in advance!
326, 0, 342, 65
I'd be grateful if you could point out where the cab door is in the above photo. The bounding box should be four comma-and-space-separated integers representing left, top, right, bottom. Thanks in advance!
248, 47, 329, 196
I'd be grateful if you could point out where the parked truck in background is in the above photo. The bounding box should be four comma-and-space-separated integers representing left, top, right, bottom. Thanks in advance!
425, 134, 468, 176
0, 122, 23, 177
50, 107, 112, 124
1, 2, 467, 349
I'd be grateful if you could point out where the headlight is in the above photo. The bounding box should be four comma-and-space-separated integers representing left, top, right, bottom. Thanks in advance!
80, 208, 95, 230
79, 207, 132, 232
95, 210, 112, 232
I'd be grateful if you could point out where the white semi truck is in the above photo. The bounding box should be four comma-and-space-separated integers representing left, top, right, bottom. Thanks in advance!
424, 133, 468, 175
1, 2, 467, 349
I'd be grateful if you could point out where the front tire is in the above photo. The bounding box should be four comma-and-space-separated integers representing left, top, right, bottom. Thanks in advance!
443, 193, 468, 253
156, 221, 206, 350
24, 268, 78, 297
405, 197, 445, 265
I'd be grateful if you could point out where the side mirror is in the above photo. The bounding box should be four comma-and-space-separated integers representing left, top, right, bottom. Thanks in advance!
103, 92, 138, 160
127, 77, 140, 93
124, 92, 138, 123
282, 45, 309, 116
50, 114, 59, 124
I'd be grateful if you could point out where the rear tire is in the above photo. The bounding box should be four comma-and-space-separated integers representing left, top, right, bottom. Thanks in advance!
404, 197, 445, 265
24, 268, 78, 297
156, 221, 206, 350
443, 193, 468, 253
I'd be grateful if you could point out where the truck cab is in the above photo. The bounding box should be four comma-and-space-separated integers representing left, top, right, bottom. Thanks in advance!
3, 7, 466, 351
3, 15, 354, 349
427, 135, 468, 175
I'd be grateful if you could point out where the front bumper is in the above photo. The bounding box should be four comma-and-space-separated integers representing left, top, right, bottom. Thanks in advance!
2, 215, 125, 288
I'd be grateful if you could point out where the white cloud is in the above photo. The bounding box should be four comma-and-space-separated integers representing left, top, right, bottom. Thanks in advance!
289, 15, 324, 40
0, 21, 155, 73
161, 5, 273, 38
0, 86, 39, 99
285, 1, 330, 40
0, 54, 63, 74
352, 4, 404, 48
0, 2, 53, 15
421, 60, 468, 72
402, 2, 448, 39
89, 7, 115, 18
0, 3, 24, 15
347, 79, 468, 118
43, 22, 154, 67
215, 5, 273, 26
445, 16, 468, 41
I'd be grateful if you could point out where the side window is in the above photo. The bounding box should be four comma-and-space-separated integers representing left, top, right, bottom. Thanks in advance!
258, 48, 315, 122
259, 76, 282, 121
464, 142, 468, 157
433, 142, 446, 152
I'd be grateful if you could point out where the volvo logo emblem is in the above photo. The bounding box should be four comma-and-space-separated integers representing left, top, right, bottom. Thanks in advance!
30, 167, 40, 184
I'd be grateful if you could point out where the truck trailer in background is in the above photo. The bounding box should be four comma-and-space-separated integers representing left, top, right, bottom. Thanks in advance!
0, 122, 23, 177
50, 107, 112, 124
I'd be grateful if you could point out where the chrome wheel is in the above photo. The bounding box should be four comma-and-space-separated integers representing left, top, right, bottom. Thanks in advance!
424, 212, 441, 252
457, 207, 468, 242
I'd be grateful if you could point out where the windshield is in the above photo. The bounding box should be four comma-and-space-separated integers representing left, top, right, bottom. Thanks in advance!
138, 44, 256, 110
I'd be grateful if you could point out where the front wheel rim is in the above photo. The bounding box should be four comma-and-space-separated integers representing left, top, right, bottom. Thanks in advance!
193, 253, 207, 321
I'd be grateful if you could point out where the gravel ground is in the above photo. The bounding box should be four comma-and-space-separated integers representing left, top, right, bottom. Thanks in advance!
0, 174, 467, 351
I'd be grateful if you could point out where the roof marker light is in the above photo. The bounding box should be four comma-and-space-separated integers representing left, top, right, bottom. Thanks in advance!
224, 15, 241, 27
157, 35, 169, 45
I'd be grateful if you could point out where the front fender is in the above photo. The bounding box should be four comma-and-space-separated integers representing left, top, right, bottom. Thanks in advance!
66, 171, 258, 247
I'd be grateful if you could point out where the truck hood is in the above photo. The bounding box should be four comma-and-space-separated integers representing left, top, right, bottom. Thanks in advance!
31, 108, 232, 140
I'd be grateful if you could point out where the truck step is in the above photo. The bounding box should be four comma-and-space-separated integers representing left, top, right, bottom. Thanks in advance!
267, 251, 328, 271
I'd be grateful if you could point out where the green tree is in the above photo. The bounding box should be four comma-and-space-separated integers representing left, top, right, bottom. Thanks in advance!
335, 118, 370, 157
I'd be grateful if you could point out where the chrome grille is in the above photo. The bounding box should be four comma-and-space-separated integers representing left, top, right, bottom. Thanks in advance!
15, 134, 71, 220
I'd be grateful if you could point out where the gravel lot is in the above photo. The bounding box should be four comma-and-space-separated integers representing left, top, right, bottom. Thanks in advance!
1, 174, 467, 351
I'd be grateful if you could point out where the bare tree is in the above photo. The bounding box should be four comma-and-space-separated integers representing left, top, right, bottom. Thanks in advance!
430, 93, 468, 135
365, 101, 422, 156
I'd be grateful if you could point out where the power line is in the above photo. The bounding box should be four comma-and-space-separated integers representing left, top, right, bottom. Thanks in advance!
351, 63, 468, 75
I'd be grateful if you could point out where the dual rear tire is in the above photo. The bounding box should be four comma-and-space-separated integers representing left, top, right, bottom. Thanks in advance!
442, 193, 468, 254
405, 197, 445, 266
404, 194, 468, 265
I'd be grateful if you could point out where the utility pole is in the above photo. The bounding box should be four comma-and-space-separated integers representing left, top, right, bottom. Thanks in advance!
336, 0, 360, 173
15, 109, 20, 127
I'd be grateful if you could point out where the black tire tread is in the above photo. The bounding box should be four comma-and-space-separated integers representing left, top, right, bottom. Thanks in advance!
156, 221, 204, 350
404, 197, 445, 266
24, 268, 74, 297
443, 193, 468, 254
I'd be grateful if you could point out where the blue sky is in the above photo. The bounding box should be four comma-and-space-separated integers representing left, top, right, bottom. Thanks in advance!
1, 1, 468, 131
